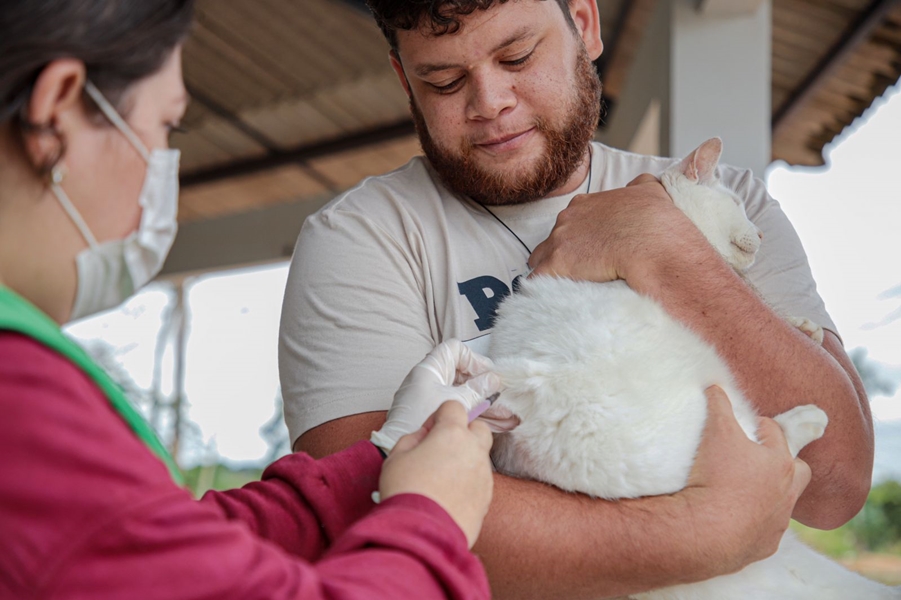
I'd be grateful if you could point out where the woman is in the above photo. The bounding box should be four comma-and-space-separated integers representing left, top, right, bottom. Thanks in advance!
0, 1, 500, 598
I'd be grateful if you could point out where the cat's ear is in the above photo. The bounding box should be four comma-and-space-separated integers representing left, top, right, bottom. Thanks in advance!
679, 137, 723, 184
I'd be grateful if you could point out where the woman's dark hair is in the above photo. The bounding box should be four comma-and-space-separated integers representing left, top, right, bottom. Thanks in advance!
0, 0, 195, 127
364, 0, 574, 52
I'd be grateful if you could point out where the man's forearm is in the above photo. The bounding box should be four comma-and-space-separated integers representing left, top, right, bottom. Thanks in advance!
632, 236, 873, 528
474, 467, 796, 600
301, 415, 704, 598
475, 473, 698, 600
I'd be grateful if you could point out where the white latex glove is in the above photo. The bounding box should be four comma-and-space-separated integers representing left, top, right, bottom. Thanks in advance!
371, 339, 503, 453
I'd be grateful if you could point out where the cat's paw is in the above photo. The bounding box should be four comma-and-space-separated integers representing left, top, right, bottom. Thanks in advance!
773, 404, 828, 457
787, 316, 824, 345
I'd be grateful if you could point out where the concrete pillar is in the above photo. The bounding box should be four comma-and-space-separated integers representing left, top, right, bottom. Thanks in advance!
599, 0, 772, 177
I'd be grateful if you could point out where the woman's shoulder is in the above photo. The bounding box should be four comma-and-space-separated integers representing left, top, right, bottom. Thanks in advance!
0, 331, 82, 374
0, 331, 97, 392
0, 332, 162, 468
0, 334, 185, 598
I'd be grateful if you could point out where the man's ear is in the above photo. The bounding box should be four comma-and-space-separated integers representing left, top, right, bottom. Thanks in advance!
389, 50, 412, 99
22, 59, 86, 172
569, 0, 603, 60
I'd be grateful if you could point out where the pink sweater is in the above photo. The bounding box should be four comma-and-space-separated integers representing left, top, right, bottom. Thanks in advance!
0, 333, 490, 599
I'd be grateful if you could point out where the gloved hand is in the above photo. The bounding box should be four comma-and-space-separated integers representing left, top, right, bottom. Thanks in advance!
371, 339, 503, 453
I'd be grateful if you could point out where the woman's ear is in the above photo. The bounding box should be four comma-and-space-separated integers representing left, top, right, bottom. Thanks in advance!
21, 59, 86, 173
570, 0, 603, 60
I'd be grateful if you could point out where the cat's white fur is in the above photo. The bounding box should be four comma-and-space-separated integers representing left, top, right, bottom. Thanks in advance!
486, 138, 898, 599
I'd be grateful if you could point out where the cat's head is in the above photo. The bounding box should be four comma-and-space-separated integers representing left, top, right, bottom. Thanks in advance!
660, 138, 762, 272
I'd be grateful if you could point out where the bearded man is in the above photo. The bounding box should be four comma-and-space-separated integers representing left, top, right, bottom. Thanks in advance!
278, 1, 873, 597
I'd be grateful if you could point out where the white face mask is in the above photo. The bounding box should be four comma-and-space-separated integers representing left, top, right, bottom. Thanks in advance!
51, 80, 180, 322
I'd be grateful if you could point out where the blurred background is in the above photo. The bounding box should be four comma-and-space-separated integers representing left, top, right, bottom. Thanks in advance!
63, 0, 900, 584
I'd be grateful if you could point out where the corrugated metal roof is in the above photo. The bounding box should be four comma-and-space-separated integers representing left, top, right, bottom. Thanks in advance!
772, 0, 901, 165
172, 0, 901, 224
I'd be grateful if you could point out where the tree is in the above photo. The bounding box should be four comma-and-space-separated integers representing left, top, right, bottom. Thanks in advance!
849, 347, 901, 399
849, 480, 901, 551
260, 388, 291, 464
82, 340, 153, 416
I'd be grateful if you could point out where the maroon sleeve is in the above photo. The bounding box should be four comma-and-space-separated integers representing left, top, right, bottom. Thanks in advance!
198, 441, 383, 561
0, 334, 490, 600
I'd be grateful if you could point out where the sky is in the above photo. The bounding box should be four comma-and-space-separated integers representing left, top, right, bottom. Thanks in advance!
767, 83, 901, 423
65, 82, 901, 478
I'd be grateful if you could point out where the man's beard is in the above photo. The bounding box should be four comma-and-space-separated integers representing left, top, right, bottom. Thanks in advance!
411, 48, 602, 206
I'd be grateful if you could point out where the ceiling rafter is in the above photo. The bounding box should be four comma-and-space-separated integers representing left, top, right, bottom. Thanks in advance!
180, 119, 416, 189
772, 0, 901, 137
185, 84, 343, 192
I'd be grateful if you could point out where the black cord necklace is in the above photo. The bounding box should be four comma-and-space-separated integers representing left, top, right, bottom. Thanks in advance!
478, 203, 533, 254
477, 156, 593, 255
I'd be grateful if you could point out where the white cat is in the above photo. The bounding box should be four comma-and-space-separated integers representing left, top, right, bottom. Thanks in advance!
485, 138, 899, 599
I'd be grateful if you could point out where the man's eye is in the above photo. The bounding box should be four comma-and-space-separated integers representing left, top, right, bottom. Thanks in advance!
430, 78, 463, 94
502, 51, 534, 67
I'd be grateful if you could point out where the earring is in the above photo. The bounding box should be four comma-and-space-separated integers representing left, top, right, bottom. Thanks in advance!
50, 163, 67, 185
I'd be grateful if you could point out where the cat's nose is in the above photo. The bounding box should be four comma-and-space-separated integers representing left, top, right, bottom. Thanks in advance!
757, 230, 764, 241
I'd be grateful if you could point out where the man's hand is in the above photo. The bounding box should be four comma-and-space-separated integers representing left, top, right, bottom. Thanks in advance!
529, 175, 695, 285
681, 386, 812, 578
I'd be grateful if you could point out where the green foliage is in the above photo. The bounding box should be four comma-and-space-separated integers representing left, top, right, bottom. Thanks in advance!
858, 480, 901, 551
182, 463, 264, 498
792, 480, 901, 558
791, 521, 860, 558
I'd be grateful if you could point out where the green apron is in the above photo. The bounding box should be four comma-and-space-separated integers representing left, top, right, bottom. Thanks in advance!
0, 286, 183, 484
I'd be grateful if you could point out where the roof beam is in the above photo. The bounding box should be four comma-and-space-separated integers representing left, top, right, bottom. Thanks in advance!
180, 119, 416, 189
772, 0, 899, 137
186, 84, 281, 153
697, 0, 766, 16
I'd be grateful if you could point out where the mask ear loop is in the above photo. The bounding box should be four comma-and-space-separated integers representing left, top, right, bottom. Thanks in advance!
82, 81, 151, 162
49, 165, 100, 249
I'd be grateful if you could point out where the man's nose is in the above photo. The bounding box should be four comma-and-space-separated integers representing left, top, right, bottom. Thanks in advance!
466, 73, 516, 121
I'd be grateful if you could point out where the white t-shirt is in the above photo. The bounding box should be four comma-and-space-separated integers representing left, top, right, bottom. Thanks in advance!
278, 142, 835, 445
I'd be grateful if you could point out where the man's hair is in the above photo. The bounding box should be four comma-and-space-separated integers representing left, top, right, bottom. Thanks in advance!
364, 0, 575, 52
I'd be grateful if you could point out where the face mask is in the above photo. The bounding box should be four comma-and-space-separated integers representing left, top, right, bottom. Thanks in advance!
51, 80, 180, 321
